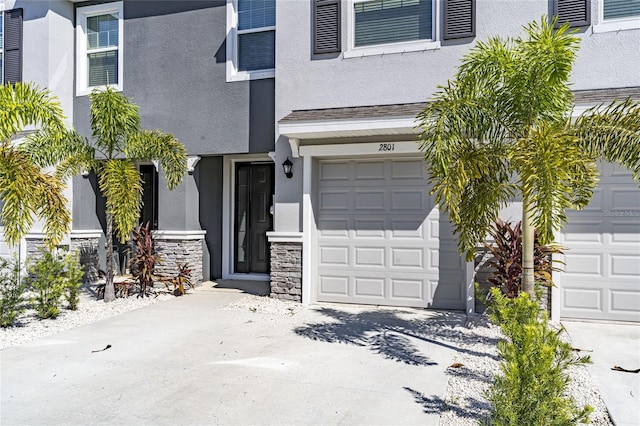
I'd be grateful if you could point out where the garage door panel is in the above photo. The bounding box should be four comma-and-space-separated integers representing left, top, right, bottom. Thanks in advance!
320, 276, 349, 296
355, 161, 386, 180
610, 290, 640, 314
319, 161, 350, 181
390, 279, 424, 300
563, 253, 603, 275
391, 190, 430, 211
354, 247, 386, 267
562, 220, 604, 244
390, 219, 425, 239
391, 160, 427, 179
319, 246, 349, 266
563, 287, 603, 311
319, 191, 350, 210
355, 277, 386, 297
611, 188, 640, 209
611, 222, 640, 243
611, 254, 640, 277
354, 190, 386, 211
316, 158, 466, 309
391, 248, 424, 269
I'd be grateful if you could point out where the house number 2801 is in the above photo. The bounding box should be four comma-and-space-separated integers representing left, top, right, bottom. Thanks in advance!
379, 143, 395, 151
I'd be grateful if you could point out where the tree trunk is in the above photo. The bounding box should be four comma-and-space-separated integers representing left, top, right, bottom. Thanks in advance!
103, 211, 116, 302
521, 199, 536, 298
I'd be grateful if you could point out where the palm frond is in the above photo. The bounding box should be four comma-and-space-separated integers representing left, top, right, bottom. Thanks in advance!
126, 130, 187, 189
575, 98, 640, 181
22, 128, 96, 180
89, 87, 140, 157
0, 144, 70, 247
510, 122, 599, 244
0, 82, 66, 142
98, 160, 143, 243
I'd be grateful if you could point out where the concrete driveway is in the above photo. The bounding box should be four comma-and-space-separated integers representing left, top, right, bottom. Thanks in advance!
1, 286, 469, 425
562, 320, 640, 426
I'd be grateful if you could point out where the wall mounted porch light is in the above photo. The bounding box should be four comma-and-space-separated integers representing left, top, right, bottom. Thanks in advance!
282, 157, 293, 179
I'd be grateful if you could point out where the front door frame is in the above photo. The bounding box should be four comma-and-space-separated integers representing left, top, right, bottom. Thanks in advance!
222, 154, 273, 281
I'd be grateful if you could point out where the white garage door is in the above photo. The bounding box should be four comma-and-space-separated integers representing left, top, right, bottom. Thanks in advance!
315, 158, 466, 309
559, 162, 640, 322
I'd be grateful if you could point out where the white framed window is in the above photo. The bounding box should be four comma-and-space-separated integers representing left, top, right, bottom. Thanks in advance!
226, 0, 276, 82
344, 0, 439, 58
594, 0, 640, 32
76, 2, 123, 96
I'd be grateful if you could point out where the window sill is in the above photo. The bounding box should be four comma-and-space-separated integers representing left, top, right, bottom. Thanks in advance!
593, 17, 640, 33
226, 68, 275, 82
343, 40, 440, 59
76, 84, 123, 97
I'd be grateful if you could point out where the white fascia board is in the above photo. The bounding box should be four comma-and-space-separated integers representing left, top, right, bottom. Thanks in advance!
279, 116, 420, 139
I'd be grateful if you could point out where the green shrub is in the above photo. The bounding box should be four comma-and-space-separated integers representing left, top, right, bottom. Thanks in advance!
63, 251, 84, 310
0, 256, 26, 327
485, 287, 592, 425
25, 249, 67, 319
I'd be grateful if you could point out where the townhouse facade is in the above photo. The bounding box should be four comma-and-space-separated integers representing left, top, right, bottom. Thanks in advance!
1, 0, 639, 322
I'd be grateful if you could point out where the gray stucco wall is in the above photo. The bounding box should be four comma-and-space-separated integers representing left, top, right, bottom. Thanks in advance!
273, 0, 640, 233
72, 0, 275, 156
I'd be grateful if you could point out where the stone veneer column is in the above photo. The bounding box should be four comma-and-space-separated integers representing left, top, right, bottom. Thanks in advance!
152, 230, 206, 286
267, 232, 303, 302
70, 230, 102, 282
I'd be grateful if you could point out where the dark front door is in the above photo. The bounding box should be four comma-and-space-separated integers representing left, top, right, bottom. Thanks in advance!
234, 163, 274, 274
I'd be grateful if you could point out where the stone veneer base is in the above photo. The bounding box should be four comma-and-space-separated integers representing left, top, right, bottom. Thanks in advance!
269, 241, 302, 302
153, 236, 204, 286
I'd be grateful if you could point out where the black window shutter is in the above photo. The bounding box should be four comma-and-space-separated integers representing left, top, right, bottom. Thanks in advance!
554, 0, 590, 27
443, 0, 475, 40
3, 8, 23, 84
314, 0, 341, 54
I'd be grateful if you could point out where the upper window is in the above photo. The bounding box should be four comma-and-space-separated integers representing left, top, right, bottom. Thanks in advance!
76, 2, 123, 96
227, 0, 276, 81
595, 0, 640, 32
345, 0, 439, 58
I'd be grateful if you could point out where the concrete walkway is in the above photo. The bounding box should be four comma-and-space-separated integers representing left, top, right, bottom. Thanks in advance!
1, 285, 467, 425
562, 320, 640, 426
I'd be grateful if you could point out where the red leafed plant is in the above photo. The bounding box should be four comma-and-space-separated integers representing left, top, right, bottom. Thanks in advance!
484, 220, 564, 298
129, 223, 162, 297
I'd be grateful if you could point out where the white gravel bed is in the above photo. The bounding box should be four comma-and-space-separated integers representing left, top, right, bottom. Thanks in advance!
439, 315, 613, 425
1, 287, 172, 350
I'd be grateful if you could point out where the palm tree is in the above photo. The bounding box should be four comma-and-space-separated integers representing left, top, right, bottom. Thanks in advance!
417, 17, 640, 297
0, 83, 71, 248
24, 87, 187, 302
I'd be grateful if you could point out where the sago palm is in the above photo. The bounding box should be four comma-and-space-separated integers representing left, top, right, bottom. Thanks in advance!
417, 17, 640, 297
24, 87, 187, 302
0, 83, 71, 248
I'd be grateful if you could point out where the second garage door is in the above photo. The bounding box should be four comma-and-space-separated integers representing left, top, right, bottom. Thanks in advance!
315, 158, 466, 309
559, 162, 640, 322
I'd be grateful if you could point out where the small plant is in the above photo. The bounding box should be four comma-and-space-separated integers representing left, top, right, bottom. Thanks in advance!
484, 220, 564, 298
129, 223, 162, 297
25, 248, 67, 319
166, 262, 193, 296
0, 256, 27, 327
485, 287, 593, 425
63, 251, 84, 310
